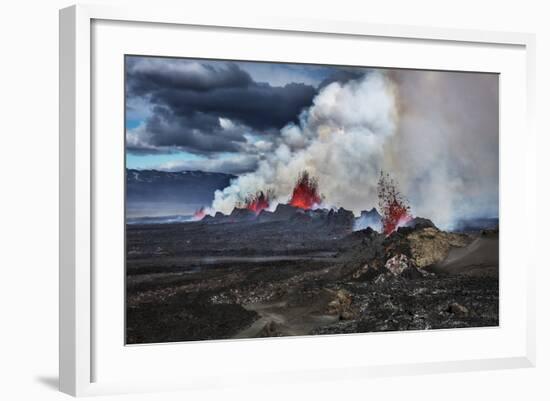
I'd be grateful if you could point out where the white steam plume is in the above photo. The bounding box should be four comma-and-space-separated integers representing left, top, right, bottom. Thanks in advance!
386, 70, 499, 229
212, 71, 398, 215
212, 69, 499, 230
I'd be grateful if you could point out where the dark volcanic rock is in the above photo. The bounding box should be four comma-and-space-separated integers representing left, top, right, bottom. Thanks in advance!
202, 211, 232, 224
257, 210, 275, 222
327, 207, 354, 228
351, 263, 389, 282
376, 254, 425, 281
229, 208, 257, 222
291, 212, 313, 224
405, 217, 436, 230
313, 273, 498, 336
350, 226, 379, 239
384, 229, 414, 259
257, 204, 302, 223
273, 204, 301, 219
126, 293, 258, 343
385, 254, 413, 276
205, 204, 357, 232
306, 208, 331, 220
447, 302, 469, 317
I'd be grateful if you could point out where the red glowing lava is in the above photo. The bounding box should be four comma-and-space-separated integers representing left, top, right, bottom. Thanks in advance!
289, 171, 322, 210
378, 171, 412, 235
193, 207, 206, 220
244, 191, 271, 214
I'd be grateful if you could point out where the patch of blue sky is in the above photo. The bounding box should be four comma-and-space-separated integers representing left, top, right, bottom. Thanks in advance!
125, 118, 143, 130
126, 151, 203, 170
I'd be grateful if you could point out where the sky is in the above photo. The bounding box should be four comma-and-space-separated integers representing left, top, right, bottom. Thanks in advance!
125, 56, 499, 226
125, 56, 365, 173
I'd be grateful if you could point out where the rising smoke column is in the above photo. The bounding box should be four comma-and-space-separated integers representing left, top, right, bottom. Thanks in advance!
211, 69, 498, 229
212, 71, 398, 215
386, 70, 499, 229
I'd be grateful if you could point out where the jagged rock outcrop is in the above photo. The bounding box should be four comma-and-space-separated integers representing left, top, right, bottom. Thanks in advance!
351, 262, 388, 281
354, 207, 382, 231
327, 207, 354, 228
202, 211, 226, 223
384, 254, 424, 279
205, 203, 355, 233
261, 204, 301, 222
405, 217, 436, 230
229, 208, 257, 222
447, 302, 469, 317
406, 227, 470, 268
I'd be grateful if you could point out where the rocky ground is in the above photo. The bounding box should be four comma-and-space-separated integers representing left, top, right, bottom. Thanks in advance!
126, 207, 498, 344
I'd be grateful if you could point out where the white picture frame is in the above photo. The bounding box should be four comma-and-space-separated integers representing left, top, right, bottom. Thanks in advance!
59, 4, 536, 397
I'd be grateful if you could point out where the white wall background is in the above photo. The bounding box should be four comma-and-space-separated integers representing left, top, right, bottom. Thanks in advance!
0, 0, 547, 399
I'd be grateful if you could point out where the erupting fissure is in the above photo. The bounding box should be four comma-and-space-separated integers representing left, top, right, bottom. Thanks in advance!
289, 171, 323, 210
203, 170, 412, 235
193, 207, 206, 221
243, 190, 271, 214
378, 171, 412, 235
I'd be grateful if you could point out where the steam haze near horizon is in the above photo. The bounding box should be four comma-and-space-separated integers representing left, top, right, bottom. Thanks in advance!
126, 56, 498, 229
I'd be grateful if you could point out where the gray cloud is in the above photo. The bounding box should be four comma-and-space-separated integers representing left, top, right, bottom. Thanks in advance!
151, 82, 316, 132
145, 106, 245, 152
126, 57, 317, 156
317, 66, 367, 89
126, 57, 253, 94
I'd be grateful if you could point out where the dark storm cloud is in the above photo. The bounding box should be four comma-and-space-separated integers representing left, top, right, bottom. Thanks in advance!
151, 82, 316, 131
143, 105, 245, 154
126, 58, 253, 94
126, 57, 317, 155
318, 66, 367, 89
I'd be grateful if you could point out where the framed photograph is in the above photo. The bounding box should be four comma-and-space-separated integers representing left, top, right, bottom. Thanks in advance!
59, 4, 536, 396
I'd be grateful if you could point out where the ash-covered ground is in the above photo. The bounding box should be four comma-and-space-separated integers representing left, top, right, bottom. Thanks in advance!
126, 205, 498, 344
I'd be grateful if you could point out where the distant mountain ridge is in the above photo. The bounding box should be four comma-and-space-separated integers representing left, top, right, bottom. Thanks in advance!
127, 168, 235, 183
126, 169, 235, 217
